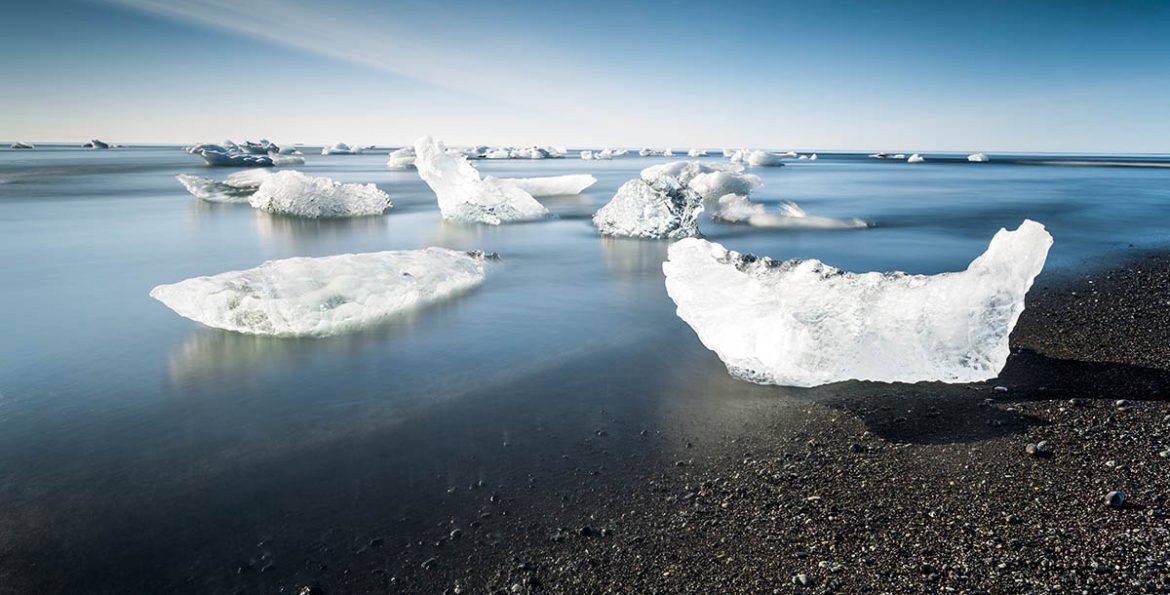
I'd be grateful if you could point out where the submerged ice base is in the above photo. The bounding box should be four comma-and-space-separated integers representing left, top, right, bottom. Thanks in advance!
413, 136, 549, 225
249, 171, 391, 218
713, 195, 868, 229
663, 221, 1052, 387
490, 174, 597, 197
150, 248, 490, 337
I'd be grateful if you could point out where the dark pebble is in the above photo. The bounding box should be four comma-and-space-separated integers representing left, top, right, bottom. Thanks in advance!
1105, 491, 1126, 508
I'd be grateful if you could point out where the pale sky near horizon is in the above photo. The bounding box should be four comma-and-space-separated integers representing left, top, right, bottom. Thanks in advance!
1, 0, 1168, 153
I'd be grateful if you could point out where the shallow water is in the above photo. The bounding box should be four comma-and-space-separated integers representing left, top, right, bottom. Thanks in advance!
1, 145, 1168, 592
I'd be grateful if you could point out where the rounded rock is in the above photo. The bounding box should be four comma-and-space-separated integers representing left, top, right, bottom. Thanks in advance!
1104, 491, 1126, 508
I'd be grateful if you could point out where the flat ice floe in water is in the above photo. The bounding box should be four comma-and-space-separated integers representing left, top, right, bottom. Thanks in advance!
413, 136, 549, 225
489, 174, 597, 197
150, 248, 491, 337
663, 220, 1053, 387
713, 195, 868, 229
593, 176, 703, 239
249, 170, 391, 218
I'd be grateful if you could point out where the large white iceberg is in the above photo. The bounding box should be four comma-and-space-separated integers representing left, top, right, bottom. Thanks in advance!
593, 176, 703, 239
713, 195, 868, 229
413, 136, 549, 224
663, 220, 1052, 387
150, 248, 491, 337
386, 147, 416, 169
489, 174, 597, 197
968, 152, 990, 162
249, 170, 391, 218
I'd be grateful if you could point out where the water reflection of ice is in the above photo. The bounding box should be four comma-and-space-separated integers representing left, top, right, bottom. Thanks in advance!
252, 211, 389, 244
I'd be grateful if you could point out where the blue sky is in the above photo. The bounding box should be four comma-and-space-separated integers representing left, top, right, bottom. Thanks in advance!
1, 0, 1168, 152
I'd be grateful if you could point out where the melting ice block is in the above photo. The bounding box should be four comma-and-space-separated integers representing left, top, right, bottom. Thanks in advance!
713, 195, 868, 229
968, 152, 990, 162
150, 248, 491, 337
490, 174, 597, 197
413, 136, 549, 224
593, 176, 703, 239
10, 141, 34, 149
907, 153, 925, 163
663, 220, 1053, 387
249, 170, 390, 218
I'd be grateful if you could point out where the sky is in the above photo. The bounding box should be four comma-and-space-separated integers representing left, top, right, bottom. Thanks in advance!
1, 0, 1168, 152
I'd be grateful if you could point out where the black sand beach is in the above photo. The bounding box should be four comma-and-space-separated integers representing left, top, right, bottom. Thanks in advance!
5, 251, 1167, 595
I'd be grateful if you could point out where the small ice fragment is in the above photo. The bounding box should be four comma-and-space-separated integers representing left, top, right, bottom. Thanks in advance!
580, 150, 595, 160
413, 136, 549, 225
10, 141, 34, 149
746, 151, 785, 167
321, 142, 360, 155
663, 220, 1053, 387
592, 176, 703, 239
150, 248, 491, 337
83, 139, 110, 149
809, 154, 817, 161
249, 170, 391, 218
907, 153, 925, 163
687, 148, 708, 157
489, 174, 597, 197
968, 152, 990, 162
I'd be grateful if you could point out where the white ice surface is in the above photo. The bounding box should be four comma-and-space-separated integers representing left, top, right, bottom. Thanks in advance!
688, 171, 763, 200
746, 151, 785, 167
663, 220, 1053, 387
908, 153, 925, 163
968, 153, 990, 162
249, 170, 391, 218
386, 147, 416, 169
592, 176, 703, 239
413, 136, 549, 224
150, 248, 490, 337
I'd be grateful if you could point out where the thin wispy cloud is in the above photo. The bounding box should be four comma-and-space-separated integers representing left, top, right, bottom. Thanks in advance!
99, 0, 598, 119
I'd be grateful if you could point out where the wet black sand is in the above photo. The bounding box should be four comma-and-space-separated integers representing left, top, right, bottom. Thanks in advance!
3, 252, 1169, 594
